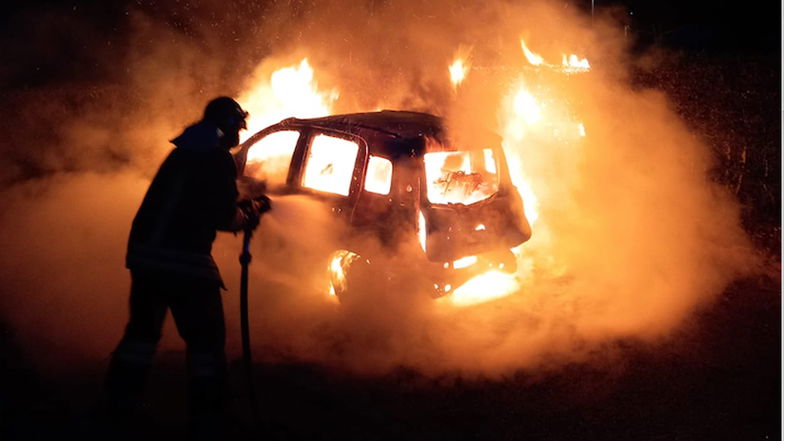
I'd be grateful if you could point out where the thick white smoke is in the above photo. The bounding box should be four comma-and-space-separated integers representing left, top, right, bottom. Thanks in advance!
0, 0, 760, 378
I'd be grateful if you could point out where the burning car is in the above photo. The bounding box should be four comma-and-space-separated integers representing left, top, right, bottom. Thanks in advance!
234, 110, 531, 302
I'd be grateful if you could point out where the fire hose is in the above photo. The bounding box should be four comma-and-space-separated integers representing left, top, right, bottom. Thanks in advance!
238, 195, 270, 422
239, 226, 257, 416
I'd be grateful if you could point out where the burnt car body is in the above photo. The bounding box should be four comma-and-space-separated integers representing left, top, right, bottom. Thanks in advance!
234, 110, 531, 300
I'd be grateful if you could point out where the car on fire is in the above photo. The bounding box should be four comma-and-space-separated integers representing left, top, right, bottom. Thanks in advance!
233, 110, 531, 302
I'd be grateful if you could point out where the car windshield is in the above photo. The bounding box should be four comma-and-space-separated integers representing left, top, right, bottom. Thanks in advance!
424, 148, 500, 205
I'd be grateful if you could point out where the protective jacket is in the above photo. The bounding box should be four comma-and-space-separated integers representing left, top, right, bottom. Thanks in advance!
126, 122, 245, 283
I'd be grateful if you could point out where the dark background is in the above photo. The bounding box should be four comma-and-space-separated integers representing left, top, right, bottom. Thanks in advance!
1, 1, 780, 440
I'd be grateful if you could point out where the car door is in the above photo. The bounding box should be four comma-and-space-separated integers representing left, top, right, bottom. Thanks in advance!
235, 126, 304, 198
291, 128, 368, 222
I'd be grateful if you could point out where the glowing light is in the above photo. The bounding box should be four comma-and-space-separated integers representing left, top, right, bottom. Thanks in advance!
561, 54, 591, 72
327, 250, 360, 297
424, 150, 500, 205
520, 39, 591, 74
448, 271, 519, 306
513, 86, 542, 125
520, 39, 544, 66
449, 58, 469, 88
364, 155, 393, 195
483, 149, 497, 174
500, 80, 545, 225
578, 123, 586, 137
239, 58, 338, 142
517, 180, 539, 223
448, 46, 473, 89
245, 130, 300, 184
301, 134, 359, 196
453, 255, 478, 269
474, 224, 486, 231
418, 211, 427, 253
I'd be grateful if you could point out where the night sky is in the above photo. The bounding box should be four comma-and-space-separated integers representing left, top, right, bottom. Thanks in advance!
0, 0, 779, 112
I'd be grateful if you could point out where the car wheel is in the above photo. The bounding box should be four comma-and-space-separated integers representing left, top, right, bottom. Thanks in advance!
327, 249, 364, 302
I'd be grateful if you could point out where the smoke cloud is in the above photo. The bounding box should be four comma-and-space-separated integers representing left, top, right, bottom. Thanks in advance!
0, 0, 760, 378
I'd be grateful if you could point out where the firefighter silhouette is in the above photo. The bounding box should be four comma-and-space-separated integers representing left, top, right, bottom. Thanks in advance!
105, 97, 267, 436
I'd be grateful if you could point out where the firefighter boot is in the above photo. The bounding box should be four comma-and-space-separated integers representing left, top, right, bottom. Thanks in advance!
104, 338, 157, 428
187, 375, 228, 440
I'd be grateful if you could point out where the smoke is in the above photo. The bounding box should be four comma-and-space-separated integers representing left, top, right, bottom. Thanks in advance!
0, 0, 760, 378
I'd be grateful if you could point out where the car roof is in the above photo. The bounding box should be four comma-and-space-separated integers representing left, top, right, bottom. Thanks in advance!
284, 110, 445, 141
249, 110, 501, 158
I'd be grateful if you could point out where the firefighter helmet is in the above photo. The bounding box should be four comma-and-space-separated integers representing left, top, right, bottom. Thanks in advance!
203, 96, 248, 131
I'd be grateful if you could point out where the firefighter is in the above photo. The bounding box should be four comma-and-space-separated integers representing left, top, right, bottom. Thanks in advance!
104, 96, 267, 435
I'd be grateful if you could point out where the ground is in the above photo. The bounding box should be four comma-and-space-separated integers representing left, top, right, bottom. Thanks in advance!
0, 270, 779, 440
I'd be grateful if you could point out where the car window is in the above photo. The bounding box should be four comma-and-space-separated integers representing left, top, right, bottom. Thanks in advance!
301, 133, 359, 197
424, 148, 500, 205
364, 155, 393, 195
244, 130, 300, 188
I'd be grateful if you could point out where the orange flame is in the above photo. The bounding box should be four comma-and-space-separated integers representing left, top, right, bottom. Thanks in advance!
449, 58, 468, 88
238, 58, 339, 142
520, 38, 544, 66
327, 249, 360, 299
423, 150, 500, 206
561, 53, 591, 72
512, 85, 542, 125
520, 38, 591, 74
443, 270, 519, 307
448, 46, 473, 89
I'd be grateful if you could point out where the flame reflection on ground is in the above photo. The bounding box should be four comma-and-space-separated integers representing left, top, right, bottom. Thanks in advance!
441, 270, 520, 307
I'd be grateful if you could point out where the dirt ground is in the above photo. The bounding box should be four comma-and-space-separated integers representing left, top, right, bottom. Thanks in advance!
0, 266, 779, 440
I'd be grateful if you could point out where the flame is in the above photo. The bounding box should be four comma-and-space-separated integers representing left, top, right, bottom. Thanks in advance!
448, 46, 473, 89
561, 53, 591, 73
238, 58, 338, 142
418, 210, 427, 253
327, 250, 360, 298
520, 39, 544, 66
502, 140, 540, 223
423, 150, 500, 205
453, 255, 478, 269
449, 58, 468, 88
517, 180, 539, 224
445, 270, 519, 307
244, 130, 300, 184
503, 81, 541, 223
520, 39, 591, 74
512, 86, 542, 125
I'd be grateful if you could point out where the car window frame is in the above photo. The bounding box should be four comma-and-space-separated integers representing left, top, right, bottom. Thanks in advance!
237, 128, 304, 189
293, 127, 368, 200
